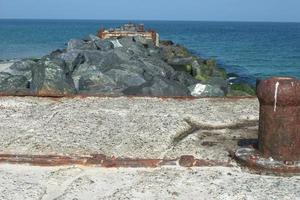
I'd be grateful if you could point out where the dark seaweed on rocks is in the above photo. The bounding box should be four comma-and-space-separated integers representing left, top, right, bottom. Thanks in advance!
0, 34, 254, 97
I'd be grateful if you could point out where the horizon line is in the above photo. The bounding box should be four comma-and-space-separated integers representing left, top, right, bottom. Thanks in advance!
0, 17, 300, 24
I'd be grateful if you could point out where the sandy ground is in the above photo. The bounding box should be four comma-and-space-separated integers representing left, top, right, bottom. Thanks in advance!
0, 96, 298, 199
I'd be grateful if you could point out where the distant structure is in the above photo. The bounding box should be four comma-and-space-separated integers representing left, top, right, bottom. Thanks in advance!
97, 23, 160, 47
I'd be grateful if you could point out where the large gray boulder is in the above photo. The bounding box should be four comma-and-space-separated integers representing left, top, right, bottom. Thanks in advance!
82, 50, 105, 66
31, 58, 76, 97
70, 50, 125, 90
118, 37, 146, 56
167, 57, 194, 66
124, 77, 189, 96
0, 72, 30, 95
78, 71, 121, 95
94, 40, 114, 51
86, 35, 114, 51
5, 60, 36, 80
167, 57, 194, 72
143, 77, 190, 96
206, 77, 228, 95
67, 39, 97, 51
171, 71, 199, 87
60, 51, 85, 72
141, 58, 175, 79
105, 69, 146, 88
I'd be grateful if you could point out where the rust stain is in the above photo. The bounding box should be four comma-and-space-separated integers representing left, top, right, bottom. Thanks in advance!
234, 150, 300, 175
0, 154, 232, 168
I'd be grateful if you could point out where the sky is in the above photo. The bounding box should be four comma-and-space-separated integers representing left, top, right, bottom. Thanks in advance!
1, 0, 300, 22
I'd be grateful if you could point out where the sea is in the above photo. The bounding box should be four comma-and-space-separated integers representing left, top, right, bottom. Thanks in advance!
1, 19, 300, 84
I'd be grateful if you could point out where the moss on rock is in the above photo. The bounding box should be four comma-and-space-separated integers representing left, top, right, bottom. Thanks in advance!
228, 83, 256, 96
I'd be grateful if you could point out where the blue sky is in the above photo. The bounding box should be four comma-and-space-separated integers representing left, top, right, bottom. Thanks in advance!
1, 0, 300, 22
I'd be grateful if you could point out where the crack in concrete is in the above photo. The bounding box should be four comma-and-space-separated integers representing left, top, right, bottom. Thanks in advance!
172, 118, 258, 146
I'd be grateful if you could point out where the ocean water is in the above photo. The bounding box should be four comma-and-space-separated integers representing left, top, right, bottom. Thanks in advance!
1, 19, 300, 84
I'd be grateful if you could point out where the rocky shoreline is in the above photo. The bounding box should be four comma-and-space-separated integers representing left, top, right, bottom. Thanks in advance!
0, 33, 255, 97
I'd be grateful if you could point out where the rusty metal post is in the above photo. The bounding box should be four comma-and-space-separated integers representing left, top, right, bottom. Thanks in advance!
235, 77, 300, 175
257, 77, 300, 161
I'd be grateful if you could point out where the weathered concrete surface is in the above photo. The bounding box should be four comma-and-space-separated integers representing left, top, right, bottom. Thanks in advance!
0, 97, 258, 161
0, 97, 299, 199
0, 164, 299, 200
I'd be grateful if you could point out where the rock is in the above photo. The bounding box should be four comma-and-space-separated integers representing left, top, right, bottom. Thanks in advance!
85, 35, 114, 51
86, 34, 100, 42
133, 36, 147, 45
94, 40, 114, 51
82, 50, 105, 66
6, 60, 36, 80
160, 44, 191, 61
118, 37, 136, 48
49, 49, 64, 59
118, 37, 146, 56
124, 77, 189, 97
111, 39, 123, 48
191, 60, 202, 77
31, 58, 76, 97
205, 77, 228, 94
78, 71, 121, 95
60, 51, 85, 72
146, 77, 190, 96
171, 71, 199, 87
160, 40, 174, 46
188, 83, 225, 97
118, 63, 145, 75
147, 48, 160, 57
105, 69, 146, 88
67, 39, 97, 51
97, 49, 131, 70
167, 57, 194, 72
71, 50, 129, 89
72, 64, 101, 90
134, 35, 154, 48
141, 58, 175, 79
167, 57, 194, 66
0, 72, 30, 95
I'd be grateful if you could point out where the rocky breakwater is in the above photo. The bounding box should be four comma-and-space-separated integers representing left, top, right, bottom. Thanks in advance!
0, 35, 255, 97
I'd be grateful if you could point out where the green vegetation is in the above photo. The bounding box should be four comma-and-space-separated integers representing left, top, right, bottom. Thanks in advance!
229, 83, 256, 96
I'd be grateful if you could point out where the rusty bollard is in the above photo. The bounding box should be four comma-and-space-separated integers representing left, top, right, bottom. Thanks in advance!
235, 77, 300, 175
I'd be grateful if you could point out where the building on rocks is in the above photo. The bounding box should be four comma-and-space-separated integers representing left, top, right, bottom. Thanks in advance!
97, 23, 160, 47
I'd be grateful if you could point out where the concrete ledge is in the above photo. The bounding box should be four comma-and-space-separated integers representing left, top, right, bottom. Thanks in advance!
0, 96, 259, 162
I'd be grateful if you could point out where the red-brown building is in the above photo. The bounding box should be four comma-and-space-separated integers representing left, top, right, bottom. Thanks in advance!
97, 23, 160, 47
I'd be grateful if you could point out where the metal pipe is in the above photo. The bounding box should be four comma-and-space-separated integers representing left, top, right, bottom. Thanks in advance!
256, 77, 300, 161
